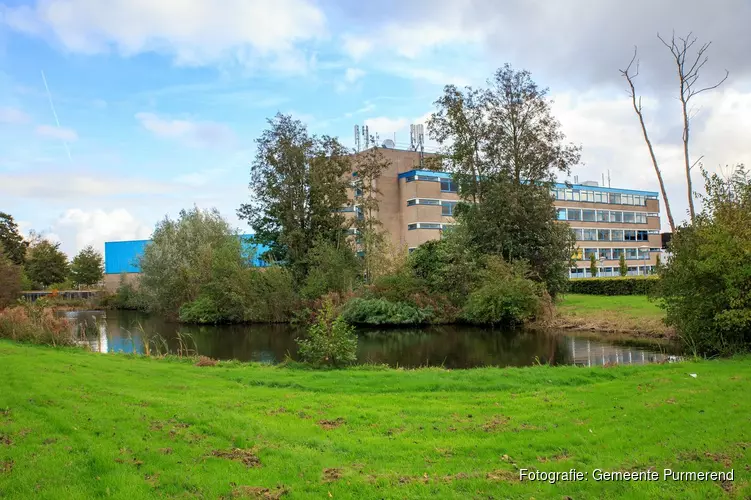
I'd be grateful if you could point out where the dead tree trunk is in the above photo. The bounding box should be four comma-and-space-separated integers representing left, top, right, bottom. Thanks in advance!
620, 48, 676, 232
658, 31, 728, 222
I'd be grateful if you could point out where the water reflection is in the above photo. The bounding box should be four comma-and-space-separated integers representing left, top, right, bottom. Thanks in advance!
62, 310, 681, 369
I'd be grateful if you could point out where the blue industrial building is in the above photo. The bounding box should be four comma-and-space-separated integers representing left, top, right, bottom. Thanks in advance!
104, 235, 271, 275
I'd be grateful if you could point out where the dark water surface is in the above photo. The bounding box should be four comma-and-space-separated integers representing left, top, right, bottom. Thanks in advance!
63, 310, 681, 369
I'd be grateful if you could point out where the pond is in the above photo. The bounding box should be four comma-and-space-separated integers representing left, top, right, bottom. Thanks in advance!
63, 310, 681, 369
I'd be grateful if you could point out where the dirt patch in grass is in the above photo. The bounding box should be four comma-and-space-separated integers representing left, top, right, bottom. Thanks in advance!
322, 468, 342, 483
230, 485, 288, 499
212, 448, 261, 468
1, 459, 12, 474
483, 415, 510, 432
266, 407, 288, 416
318, 418, 345, 430
486, 469, 519, 481
42, 438, 57, 445
159, 447, 173, 455
0, 434, 12, 446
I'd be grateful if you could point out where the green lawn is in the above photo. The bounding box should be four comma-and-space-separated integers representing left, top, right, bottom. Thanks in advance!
1, 341, 750, 499
558, 294, 666, 319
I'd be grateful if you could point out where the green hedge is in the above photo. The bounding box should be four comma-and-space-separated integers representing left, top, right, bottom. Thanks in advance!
568, 277, 659, 296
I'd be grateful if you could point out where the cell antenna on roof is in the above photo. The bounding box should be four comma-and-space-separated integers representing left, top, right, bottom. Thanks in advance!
602, 173, 605, 186
354, 125, 360, 152
574, 175, 579, 184
607, 170, 611, 188
364, 125, 369, 148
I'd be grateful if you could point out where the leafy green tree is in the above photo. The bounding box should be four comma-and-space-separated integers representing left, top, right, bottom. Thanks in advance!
428, 65, 579, 297
352, 139, 391, 283
590, 253, 598, 277
301, 239, 360, 300
70, 245, 104, 287
25, 240, 69, 288
0, 248, 22, 307
619, 253, 628, 276
0, 212, 28, 266
139, 207, 239, 316
297, 298, 358, 367
238, 114, 352, 282
658, 165, 751, 355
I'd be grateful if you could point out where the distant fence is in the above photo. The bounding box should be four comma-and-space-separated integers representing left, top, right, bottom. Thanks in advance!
21, 290, 103, 302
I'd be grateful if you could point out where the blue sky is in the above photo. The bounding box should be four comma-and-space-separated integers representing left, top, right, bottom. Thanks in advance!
1, 0, 749, 256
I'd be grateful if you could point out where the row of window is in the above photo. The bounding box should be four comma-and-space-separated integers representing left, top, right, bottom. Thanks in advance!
557, 207, 655, 224
573, 247, 657, 261
570, 266, 655, 278
552, 187, 656, 206
571, 228, 657, 242
407, 222, 456, 231
406, 198, 458, 216
403, 175, 458, 193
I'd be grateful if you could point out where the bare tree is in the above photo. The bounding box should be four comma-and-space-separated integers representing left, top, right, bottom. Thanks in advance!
658, 31, 729, 222
620, 47, 676, 232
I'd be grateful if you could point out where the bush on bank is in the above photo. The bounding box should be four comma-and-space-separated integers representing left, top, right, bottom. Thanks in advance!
567, 276, 659, 296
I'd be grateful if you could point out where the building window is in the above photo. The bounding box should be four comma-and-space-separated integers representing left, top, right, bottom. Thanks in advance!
598, 248, 612, 260
626, 248, 638, 259
407, 223, 417, 231
404, 175, 415, 183
582, 229, 597, 241
565, 189, 574, 200
624, 230, 636, 241
441, 201, 457, 216
597, 229, 610, 241
557, 208, 567, 220
440, 178, 457, 192
584, 248, 597, 259
637, 230, 649, 241
582, 209, 596, 222
407, 199, 417, 206
610, 211, 623, 223
611, 230, 624, 241
421, 223, 442, 229
597, 210, 609, 222
572, 228, 583, 240
613, 248, 624, 259
609, 193, 622, 204
623, 212, 636, 223
635, 213, 647, 223
567, 209, 582, 221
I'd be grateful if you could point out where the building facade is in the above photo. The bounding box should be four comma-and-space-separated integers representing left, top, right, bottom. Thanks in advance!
103, 147, 662, 288
347, 147, 662, 278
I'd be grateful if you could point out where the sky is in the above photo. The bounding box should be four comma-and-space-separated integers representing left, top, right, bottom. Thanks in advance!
0, 0, 750, 257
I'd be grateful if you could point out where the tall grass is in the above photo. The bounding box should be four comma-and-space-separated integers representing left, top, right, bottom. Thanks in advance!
0, 300, 76, 346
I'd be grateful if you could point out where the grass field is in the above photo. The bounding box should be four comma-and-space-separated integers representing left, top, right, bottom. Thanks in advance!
553, 294, 671, 337
1, 341, 750, 499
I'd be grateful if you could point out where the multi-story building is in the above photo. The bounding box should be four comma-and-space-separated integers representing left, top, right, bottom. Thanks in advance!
347, 146, 662, 278
103, 145, 662, 289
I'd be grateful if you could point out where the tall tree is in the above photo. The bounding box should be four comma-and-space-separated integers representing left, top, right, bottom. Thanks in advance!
427, 65, 579, 296
620, 48, 676, 232
70, 245, 104, 287
238, 113, 351, 281
352, 138, 391, 283
25, 240, 69, 288
0, 212, 28, 266
658, 31, 729, 222
0, 248, 22, 307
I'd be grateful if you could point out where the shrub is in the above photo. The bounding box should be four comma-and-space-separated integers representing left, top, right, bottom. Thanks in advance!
179, 295, 223, 324
568, 277, 659, 296
341, 298, 431, 325
461, 257, 544, 326
104, 274, 146, 310
657, 167, 751, 355
0, 300, 74, 346
297, 299, 357, 367
0, 249, 22, 308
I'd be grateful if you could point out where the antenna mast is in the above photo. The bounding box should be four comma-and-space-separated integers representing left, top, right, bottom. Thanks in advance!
354, 125, 360, 152
364, 125, 369, 149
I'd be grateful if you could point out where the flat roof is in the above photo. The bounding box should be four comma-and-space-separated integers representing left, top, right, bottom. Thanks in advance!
397, 169, 659, 197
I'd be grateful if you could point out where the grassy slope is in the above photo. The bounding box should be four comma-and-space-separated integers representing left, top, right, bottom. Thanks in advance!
1, 342, 749, 499
553, 294, 671, 337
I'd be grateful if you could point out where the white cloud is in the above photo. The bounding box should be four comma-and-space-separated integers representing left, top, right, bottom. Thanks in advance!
136, 112, 235, 147
53, 208, 152, 256
35, 124, 78, 141
342, 35, 373, 61
0, 171, 173, 200
2, 0, 326, 71
364, 116, 409, 136
344, 68, 365, 84
175, 168, 228, 187
0, 107, 31, 124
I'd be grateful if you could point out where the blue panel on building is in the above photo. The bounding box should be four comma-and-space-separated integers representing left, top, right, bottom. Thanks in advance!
104, 235, 270, 274
104, 240, 149, 274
